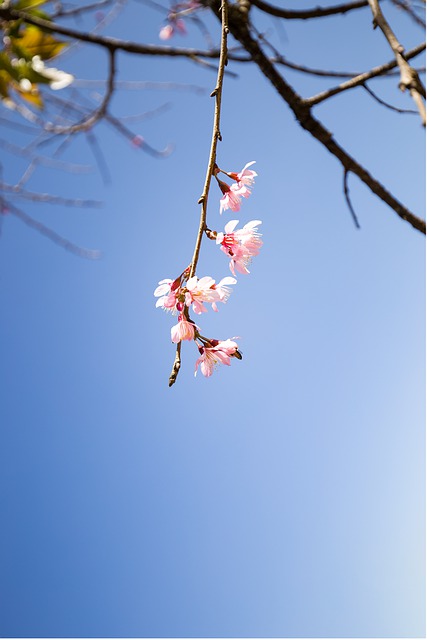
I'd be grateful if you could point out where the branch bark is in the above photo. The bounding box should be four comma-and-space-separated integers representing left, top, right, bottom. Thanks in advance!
367, 0, 426, 124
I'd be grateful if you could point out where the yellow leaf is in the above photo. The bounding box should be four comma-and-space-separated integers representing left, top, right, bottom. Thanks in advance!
14, 0, 47, 9
16, 83, 44, 108
15, 25, 67, 60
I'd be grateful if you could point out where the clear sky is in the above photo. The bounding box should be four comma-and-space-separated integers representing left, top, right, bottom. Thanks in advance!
0, 1, 425, 637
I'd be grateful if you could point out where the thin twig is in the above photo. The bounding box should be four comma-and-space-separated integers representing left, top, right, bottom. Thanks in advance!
363, 82, 418, 113
7, 202, 101, 259
389, 0, 426, 28
343, 170, 361, 228
189, 0, 229, 280
1, 183, 103, 207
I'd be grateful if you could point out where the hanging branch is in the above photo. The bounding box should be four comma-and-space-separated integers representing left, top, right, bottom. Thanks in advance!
168, 0, 229, 387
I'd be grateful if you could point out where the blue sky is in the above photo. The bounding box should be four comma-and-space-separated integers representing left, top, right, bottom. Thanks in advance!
0, 1, 425, 637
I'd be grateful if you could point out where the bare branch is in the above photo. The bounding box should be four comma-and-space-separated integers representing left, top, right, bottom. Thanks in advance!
249, 0, 371, 19
1, 183, 103, 208
45, 48, 116, 134
213, 2, 425, 233
389, 0, 426, 27
363, 82, 418, 113
0, 139, 93, 173
0, 7, 222, 60
52, 0, 116, 18
367, 0, 426, 124
305, 42, 425, 106
7, 203, 101, 259
168, 342, 182, 387
104, 113, 174, 157
343, 170, 361, 228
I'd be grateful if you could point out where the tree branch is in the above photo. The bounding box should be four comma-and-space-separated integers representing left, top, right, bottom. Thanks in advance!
367, 0, 426, 124
363, 82, 418, 113
213, 2, 425, 233
305, 42, 425, 106
7, 203, 101, 259
249, 0, 371, 19
0, 7, 221, 60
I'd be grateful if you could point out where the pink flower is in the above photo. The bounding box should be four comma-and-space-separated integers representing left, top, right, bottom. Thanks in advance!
194, 339, 241, 377
216, 220, 263, 275
159, 24, 174, 40
184, 275, 216, 314
211, 276, 237, 311
154, 277, 184, 312
228, 161, 257, 189
184, 275, 235, 314
217, 179, 247, 214
171, 315, 198, 343
159, 17, 186, 39
159, 12, 187, 40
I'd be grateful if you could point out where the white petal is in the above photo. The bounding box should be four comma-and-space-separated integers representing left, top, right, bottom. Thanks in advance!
224, 220, 239, 234
243, 220, 262, 230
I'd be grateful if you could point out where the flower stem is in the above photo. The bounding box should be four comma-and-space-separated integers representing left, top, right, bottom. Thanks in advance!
189, 0, 229, 279
169, 1, 229, 387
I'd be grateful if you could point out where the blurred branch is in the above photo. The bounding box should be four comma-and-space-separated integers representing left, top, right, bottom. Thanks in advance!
52, 0, 117, 18
45, 48, 116, 134
0, 7, 223, 60
6, 203, 101, 259
0, 183, 103, 208
0, 139, 93, 173
389, 0, 426, 27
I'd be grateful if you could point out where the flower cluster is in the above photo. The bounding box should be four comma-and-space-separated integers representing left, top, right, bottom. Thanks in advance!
159, 1, 201, 40
154, 271, 236, 316
154, 161, 262, 380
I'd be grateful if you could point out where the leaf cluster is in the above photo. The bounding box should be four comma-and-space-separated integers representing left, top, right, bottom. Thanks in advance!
0, 0, 67, 107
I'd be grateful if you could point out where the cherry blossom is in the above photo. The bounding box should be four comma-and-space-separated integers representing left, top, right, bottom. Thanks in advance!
218, 179, 247, 214
159, 18, 186, 40
154, 275, 187, 312
194, 339, 241, 377
211, 276, 237, 311
171, 315, 199, 343
227, 161, 257, 189
185, 275, 216, 313
184, 275, 236, 314
216, 220, 263, 275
